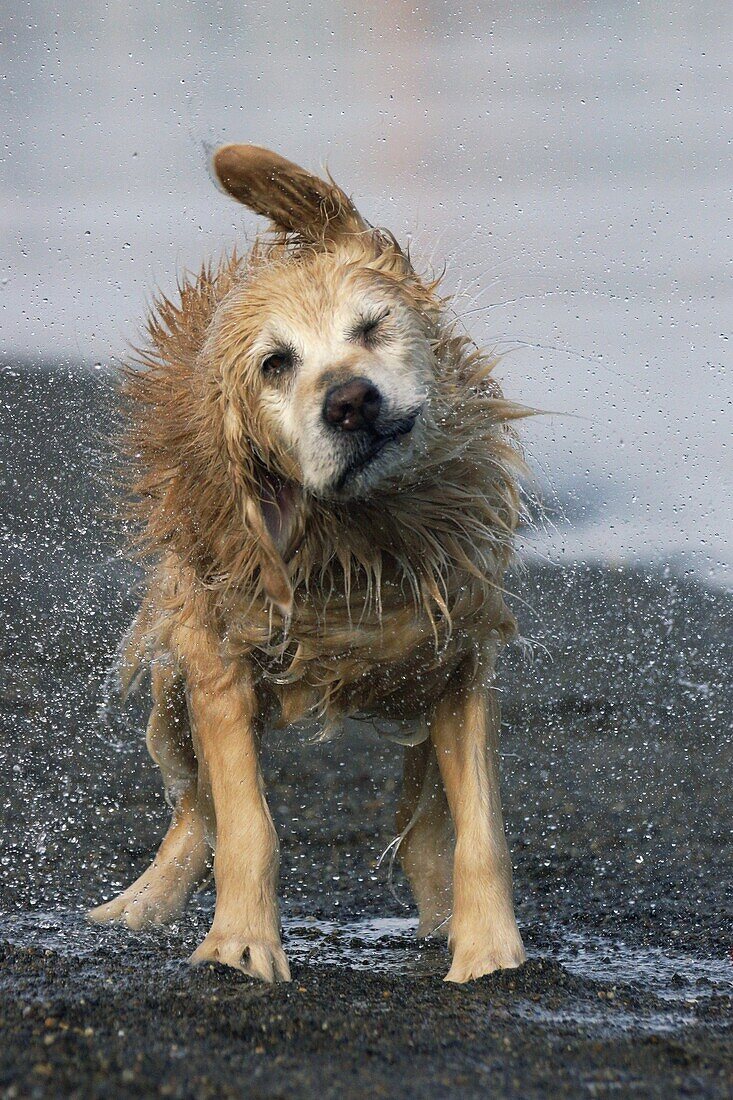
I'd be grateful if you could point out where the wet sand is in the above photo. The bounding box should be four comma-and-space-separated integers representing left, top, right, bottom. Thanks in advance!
0, 367, 731, 1097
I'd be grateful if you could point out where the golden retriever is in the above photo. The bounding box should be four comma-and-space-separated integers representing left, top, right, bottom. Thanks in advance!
88, 145, 529, 983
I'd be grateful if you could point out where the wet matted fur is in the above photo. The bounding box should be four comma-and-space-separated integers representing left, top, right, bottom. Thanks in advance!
88, 144, 530, 983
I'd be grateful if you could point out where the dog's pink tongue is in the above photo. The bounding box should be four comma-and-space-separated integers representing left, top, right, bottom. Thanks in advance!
260, 477, 298, 552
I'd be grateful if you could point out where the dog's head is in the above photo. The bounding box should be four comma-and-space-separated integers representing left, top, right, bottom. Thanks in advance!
206, 145, 440, 611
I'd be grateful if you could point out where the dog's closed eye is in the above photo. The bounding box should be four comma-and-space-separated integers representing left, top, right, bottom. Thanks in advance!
350, 308, 391, 346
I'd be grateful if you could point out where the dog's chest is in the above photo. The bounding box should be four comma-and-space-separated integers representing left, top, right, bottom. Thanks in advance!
260, 624, 471, 731
228, 575, 507, 727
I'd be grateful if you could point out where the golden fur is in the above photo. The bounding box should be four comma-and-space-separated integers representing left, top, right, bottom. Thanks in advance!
89, 145, 530, 984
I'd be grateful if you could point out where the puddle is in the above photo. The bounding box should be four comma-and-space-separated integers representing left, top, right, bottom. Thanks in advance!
0, 909, 437, 975
0, 909, 101, 959
1, 908, 730, 1006
3, 908, 729, 1041
284, 915, 437, 974
289, 918, 733, 1008
553, 930, 733, 1002
511, 1002, 698, 1035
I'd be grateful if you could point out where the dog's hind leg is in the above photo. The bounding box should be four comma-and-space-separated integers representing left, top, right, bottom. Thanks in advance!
88, 661, 211, 930
396, 739, 454, 939
429, 652, 526, 983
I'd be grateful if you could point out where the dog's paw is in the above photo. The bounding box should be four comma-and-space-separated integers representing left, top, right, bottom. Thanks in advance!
445, 928, 526, 983
189, 931, 291, 983
87, 885, 187, 931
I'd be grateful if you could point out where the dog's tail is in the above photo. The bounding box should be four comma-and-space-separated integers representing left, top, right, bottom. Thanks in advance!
96, 609, 153, 743
118, 609, 152, 702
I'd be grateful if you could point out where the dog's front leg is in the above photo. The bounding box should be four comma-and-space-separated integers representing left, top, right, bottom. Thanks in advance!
429, 654, 526, 983
185, 642, 290, 983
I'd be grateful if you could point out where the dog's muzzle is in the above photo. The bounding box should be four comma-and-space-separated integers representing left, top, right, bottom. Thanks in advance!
323, 379, 421, 493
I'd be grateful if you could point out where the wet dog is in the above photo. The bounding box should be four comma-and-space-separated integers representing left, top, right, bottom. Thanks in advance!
88, 145, 529, 983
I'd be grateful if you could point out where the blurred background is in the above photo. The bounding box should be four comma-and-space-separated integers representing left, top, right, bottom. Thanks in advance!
2, 0, 731, 584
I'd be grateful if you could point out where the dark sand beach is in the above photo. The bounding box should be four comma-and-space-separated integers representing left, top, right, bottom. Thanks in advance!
0, 367, 730, 1097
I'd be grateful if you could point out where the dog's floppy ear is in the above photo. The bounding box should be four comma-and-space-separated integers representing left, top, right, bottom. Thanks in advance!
213, 144, 369, 244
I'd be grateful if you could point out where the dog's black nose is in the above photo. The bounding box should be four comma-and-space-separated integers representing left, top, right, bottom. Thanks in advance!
323, 377, 382, 432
